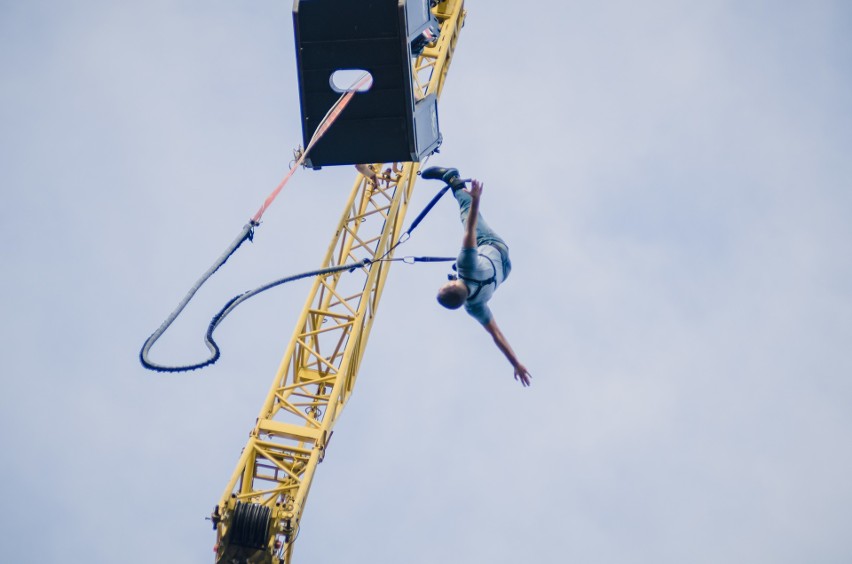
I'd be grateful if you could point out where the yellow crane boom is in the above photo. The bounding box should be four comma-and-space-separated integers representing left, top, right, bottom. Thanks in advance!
212, 2, 466, 562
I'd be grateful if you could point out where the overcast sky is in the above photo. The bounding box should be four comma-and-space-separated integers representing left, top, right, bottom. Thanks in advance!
2, 1, 851, 562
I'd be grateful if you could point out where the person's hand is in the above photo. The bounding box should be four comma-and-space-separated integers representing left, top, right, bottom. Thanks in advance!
467, 179, 484, 200
513, 363, 532, 387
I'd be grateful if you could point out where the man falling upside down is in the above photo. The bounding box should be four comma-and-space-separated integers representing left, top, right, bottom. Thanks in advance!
421, 166, 532, 387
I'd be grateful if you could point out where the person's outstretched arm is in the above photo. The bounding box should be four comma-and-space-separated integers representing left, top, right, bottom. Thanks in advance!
462, 179, 483, 249
483, 316, 532, 387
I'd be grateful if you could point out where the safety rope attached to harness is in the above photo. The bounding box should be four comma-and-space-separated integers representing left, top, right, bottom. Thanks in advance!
140, 74, 378, 373
140, 166, 456, 373
139, 255, 454, 373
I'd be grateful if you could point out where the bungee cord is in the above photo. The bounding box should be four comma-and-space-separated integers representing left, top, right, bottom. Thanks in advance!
140, 80, 455, 372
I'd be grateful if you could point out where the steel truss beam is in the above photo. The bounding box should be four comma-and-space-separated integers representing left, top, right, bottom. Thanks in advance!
213, 2, 466, 563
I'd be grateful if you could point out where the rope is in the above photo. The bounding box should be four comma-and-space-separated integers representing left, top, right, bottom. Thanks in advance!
251, 73, 371, 224
140, 74, 370, 373
139, 67, 460, 373
140, 169, 455, 373
140, 255, 454, 373
139, 222, 256, 372
141, 258, 365, 372
375, 183, 452, 262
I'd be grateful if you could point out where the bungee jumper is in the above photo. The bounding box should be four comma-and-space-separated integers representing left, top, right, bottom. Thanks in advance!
421, 165, 533, 387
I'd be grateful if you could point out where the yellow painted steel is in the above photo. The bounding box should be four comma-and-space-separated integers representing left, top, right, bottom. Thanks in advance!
213, 3, 466, 563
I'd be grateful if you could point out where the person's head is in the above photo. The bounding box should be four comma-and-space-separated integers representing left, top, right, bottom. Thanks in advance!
436, 279, 468, 309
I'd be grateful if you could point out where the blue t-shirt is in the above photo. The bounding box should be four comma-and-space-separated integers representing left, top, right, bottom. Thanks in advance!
456, 244, 506, 325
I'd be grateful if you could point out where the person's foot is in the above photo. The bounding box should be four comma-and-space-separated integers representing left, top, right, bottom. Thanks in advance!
421, 166, 464, 188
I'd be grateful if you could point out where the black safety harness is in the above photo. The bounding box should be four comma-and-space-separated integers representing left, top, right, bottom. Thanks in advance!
452, 252, 498, 301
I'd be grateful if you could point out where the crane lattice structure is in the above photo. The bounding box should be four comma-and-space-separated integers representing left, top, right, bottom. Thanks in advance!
212, 2, 466, 563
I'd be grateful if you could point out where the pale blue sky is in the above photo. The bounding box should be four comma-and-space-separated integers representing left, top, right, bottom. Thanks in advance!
1, 1, 851, 562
